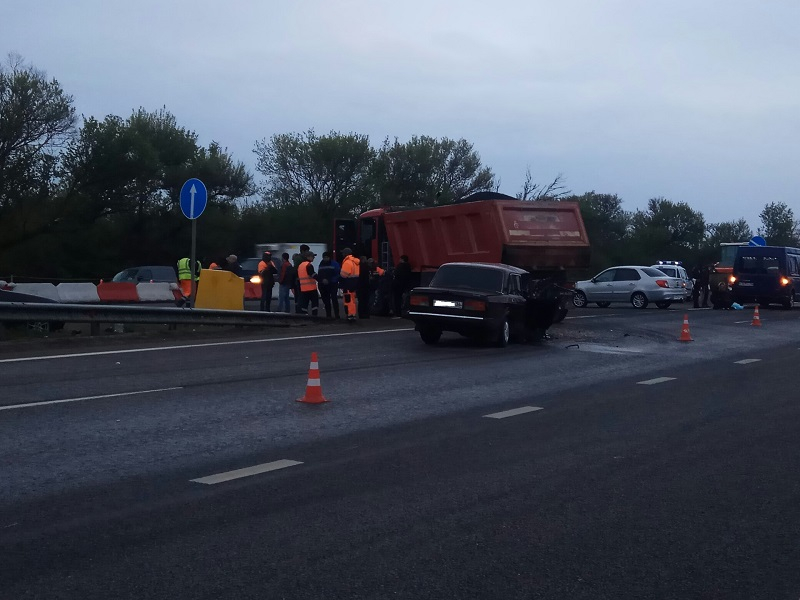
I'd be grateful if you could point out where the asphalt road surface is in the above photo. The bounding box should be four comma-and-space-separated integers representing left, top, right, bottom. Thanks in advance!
2, 305, 800, 599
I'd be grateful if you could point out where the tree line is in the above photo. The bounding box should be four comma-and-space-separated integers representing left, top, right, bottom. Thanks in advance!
1, 55, 797, 281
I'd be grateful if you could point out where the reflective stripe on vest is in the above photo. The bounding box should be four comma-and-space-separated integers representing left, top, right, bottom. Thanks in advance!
298, 262, 316, 292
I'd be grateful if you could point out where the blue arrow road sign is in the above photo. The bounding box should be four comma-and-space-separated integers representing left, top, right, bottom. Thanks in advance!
180, 178, 208, 220
749, 235, 767, 247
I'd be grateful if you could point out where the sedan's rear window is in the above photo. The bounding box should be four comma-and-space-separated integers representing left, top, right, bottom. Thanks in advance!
657, 267, 677, 277
431, 266, 504, 293
642, 268, 668, 277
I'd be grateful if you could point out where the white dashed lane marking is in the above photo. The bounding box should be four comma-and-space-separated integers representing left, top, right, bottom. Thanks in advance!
484, 406, 544, 419
0, 387, 183, 411
191, 459, 303, 485
0, 328, 414, 364
637, 377, 676, 385
734, 359, 762, 364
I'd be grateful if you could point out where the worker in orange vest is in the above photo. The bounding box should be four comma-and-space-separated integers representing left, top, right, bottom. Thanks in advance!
257, 251, 278, 312
339, 248, 360, 321
297, 250, 320, 316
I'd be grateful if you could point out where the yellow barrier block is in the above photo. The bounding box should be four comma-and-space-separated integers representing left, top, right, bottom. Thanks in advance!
194, 269, 244, 310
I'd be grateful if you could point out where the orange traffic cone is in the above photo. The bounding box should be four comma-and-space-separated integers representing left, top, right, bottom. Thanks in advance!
679, 314, 693, 342
751, 305, 762, 327
297, 352, 329, 404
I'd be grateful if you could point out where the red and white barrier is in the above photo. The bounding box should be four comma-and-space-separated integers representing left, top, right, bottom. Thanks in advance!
6, 283, 61, 302
135, 282, 176, 302
56, 283, 101, 303
96, 282, 139, 302
2, 280, 273, 304
244, 282, 261, 299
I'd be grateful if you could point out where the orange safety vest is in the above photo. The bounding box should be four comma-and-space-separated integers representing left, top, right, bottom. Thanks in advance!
373, 266, 385, 276
298, 261, 317, 292
340, 255, 360, 279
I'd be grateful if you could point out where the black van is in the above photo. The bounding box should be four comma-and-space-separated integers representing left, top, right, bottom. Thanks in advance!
730, 246, 800, 309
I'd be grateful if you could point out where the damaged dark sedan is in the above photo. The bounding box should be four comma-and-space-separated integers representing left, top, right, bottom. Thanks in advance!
406, 262, 571, 347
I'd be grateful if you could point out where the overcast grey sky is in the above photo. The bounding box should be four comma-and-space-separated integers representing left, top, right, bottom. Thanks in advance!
3, 0, 798, 229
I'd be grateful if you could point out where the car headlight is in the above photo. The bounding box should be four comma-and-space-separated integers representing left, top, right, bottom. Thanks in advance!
250, 275, 262, 284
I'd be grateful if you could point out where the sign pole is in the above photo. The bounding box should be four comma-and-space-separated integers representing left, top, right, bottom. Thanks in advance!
179, 178, 208, 309
190, 218, 197, 307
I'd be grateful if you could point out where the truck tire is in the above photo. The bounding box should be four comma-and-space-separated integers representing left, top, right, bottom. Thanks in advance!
419, 325, 442, 345
782, 292, 795, 310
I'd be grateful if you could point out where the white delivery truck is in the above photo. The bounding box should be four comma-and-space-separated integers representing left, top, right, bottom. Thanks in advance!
253, 243, 328, 274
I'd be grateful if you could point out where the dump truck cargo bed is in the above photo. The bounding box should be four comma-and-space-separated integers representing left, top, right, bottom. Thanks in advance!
383, 200, 590, 272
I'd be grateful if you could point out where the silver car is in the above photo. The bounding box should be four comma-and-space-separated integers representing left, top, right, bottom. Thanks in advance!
573, 266, 687, 309
650, 262, 693, 300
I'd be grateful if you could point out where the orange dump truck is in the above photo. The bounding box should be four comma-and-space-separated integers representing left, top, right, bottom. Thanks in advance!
334, 192, 591, 318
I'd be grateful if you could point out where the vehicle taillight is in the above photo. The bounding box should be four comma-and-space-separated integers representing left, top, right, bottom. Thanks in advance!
729, 275, 737, 284
655, 280, 669, 288
780, 276, 790, 286
464, 299, 486, 311
410, 295, 429, 307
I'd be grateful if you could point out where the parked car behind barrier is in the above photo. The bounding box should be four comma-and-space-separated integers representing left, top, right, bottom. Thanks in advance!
111, 266, 177, 284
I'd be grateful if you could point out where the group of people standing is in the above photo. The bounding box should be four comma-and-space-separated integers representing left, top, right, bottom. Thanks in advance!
257, 245, 413, 320
178, 247, 414, 318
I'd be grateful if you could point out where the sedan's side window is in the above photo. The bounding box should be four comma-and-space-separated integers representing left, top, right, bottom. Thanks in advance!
594, 269, 616, 283
615, 268, 641, 281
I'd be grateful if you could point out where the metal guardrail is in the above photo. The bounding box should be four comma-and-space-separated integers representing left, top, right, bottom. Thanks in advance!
0, 302, 319, 335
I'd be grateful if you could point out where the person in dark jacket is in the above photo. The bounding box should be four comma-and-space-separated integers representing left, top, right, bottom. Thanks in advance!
277, 252, 296, 313
392, 255, 412, 317
257, 251, 278, 312
357, 255, 371, 319
223, 254, 242, 277
292, 245, 310, 313
692, 264, 710, 308
317, 251, 341, 318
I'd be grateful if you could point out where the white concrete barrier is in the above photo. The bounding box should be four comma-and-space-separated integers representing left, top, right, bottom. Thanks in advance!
136, 282, 175, 302
57, 282, 101, 303
7, 283, 61, 302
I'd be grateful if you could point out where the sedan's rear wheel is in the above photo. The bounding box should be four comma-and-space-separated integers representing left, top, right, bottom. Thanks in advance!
655, 301, 672, 309
552, 308, 568, 323
419, 326, 442, 345
495, 318, 510, 348
573, 291, 587, 308
595, 301, 611, 308
631, 292, 648, 309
